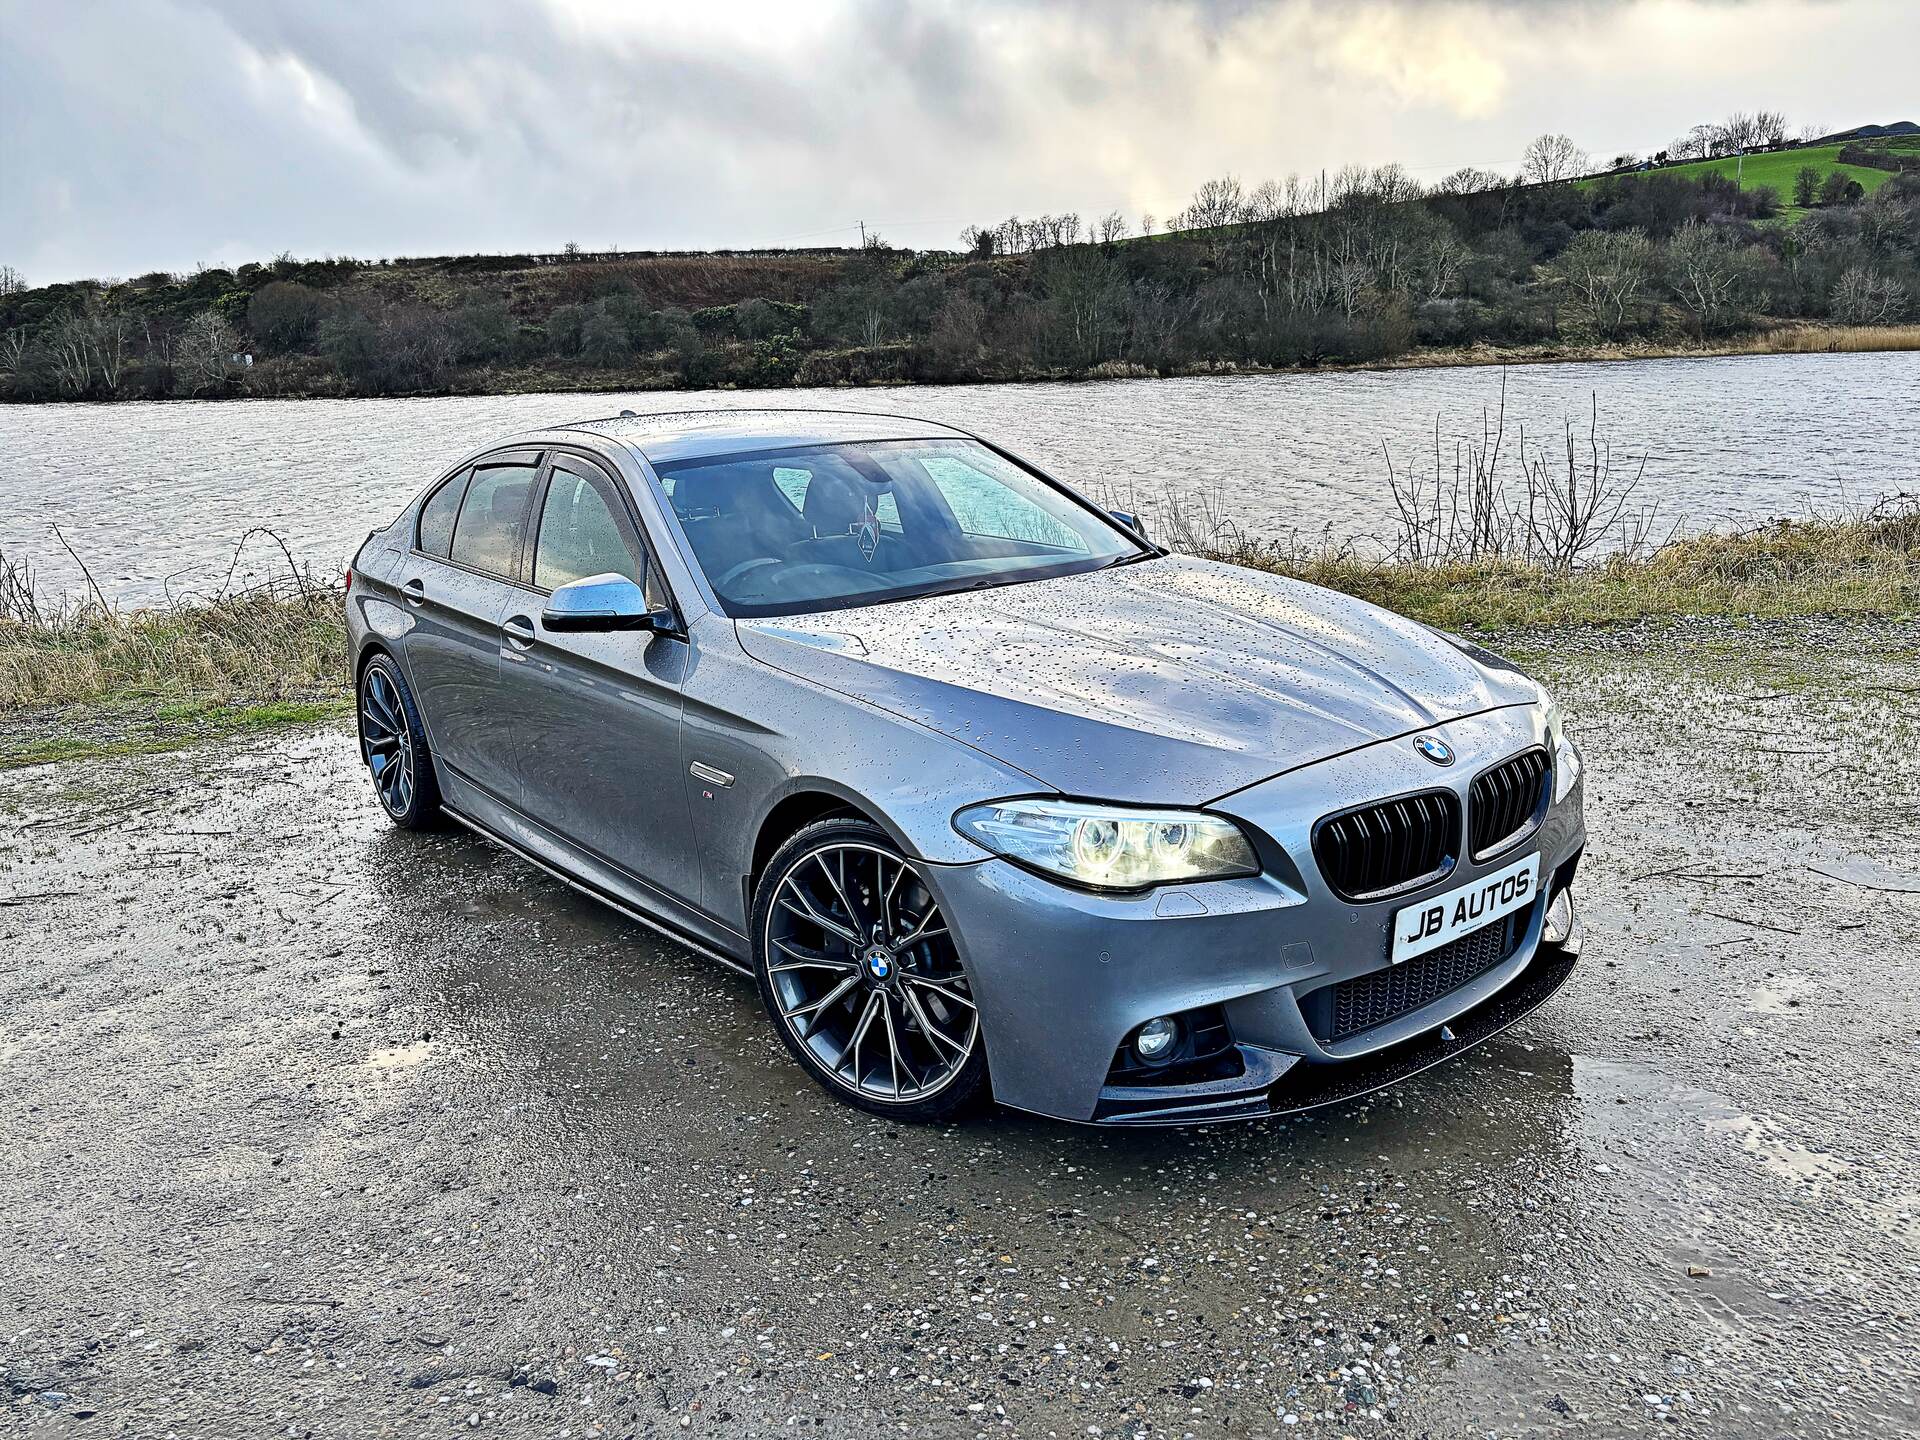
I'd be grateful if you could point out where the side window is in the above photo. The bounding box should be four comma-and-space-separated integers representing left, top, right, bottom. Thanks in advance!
417, 470, 468, 558
449, 462, 540, 578
922, 455, 1084, 550
534, 465, 645, 591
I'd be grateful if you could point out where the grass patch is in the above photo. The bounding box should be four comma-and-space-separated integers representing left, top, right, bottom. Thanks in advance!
1210, 508, 1920, 631
0, 574, 351, 767
0, 697, 349, 768
1592, 143, 1895, 219
1730, 323, 1920, 356
0, 587, 347, 711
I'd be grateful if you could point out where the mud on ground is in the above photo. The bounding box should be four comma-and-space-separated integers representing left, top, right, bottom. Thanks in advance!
3, 619, 1918, 1437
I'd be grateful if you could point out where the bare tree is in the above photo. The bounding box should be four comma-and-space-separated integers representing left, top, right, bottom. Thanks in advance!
177, 309, 243, 392
0, 264, 24, 296
1094, 211, 1128, 245
1521, 133, 1590, 185
1717, 111, 1760, 154
1178, 175, 1246, 233
0, 327, 27, 375
1434, 167, 1508, 195
1552, 229, 1654, 337
1414, 226, 1469, 301
1831, 266, 1910, 323
1666, 220, 1756, 335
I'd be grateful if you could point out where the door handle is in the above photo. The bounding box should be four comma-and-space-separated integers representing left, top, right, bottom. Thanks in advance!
401, 577, 426, 607
501, 615, 537, 650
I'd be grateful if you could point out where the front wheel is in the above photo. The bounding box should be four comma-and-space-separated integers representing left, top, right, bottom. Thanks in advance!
752, 819, 988, 1122
357, 653, 442, 829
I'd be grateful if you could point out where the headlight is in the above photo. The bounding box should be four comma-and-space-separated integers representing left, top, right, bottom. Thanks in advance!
1543, 692, 1581, 802
952, 799, 1260, 891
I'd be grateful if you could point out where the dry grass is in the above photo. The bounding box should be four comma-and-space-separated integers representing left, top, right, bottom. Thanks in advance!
0, 580, 347, 712
1735, 324, 1920, 356
2, 503, 1915, 751
1214, 504, 1920, 630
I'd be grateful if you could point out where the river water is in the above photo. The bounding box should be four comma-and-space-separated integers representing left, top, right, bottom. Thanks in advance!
2, 349, 1914, 603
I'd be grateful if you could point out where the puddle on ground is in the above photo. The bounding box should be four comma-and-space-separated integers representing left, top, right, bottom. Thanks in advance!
1708, 1111, 1852, 1191
366, 1039, 434, 1071
1746, 971, 1814, 1014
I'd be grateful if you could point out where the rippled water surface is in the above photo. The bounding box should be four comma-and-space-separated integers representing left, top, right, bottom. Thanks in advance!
3, 350, 1915, 601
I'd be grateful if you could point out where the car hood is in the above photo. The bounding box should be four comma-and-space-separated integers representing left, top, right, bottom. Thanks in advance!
734, 554, 1540, 804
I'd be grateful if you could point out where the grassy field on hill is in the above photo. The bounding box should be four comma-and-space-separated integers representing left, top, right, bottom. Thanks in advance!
1589, 142, 1906, 220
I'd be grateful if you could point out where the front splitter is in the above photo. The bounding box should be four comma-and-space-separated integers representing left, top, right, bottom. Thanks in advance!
1090, 946, 1579, 1126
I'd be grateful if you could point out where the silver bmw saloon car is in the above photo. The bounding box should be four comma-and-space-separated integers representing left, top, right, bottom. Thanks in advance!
346, 409, 1584, 1126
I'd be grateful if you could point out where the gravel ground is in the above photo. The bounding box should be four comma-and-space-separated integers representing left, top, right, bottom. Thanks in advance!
3, 621, 1918, 1438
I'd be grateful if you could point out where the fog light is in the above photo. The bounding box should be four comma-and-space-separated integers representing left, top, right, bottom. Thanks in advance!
1134, 1016, 1179, 1063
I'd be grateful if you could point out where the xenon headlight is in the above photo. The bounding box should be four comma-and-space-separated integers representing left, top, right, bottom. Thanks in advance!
953, 799, 1259, 891
1543, 691, 1581, 802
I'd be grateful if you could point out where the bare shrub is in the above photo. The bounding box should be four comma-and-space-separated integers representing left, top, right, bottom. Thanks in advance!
1383, 376, 1657, 570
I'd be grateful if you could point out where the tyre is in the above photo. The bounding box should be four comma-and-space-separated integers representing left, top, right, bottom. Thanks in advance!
752, 818, 988, 1122
356, 653, 442, 830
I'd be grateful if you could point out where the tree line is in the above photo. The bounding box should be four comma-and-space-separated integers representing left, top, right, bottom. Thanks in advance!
3, 142, 1916, 402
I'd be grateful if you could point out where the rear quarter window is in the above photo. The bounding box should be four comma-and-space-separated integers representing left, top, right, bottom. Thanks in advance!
417, 471, 468, 558
450, 462, 540, 578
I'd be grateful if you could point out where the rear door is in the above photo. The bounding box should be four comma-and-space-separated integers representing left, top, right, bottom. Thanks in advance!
395, 449, 542, 805
497, 452, 700, 907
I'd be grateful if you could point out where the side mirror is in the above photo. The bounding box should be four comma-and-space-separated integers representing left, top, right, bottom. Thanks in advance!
1109, 508, 1148, 541
542, 573, 678, 635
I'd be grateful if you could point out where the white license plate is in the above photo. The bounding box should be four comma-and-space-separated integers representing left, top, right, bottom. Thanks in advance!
1391, 852, 1540, 964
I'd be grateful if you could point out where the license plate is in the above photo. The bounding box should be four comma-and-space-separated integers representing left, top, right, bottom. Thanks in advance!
1391, 852, 1540, 964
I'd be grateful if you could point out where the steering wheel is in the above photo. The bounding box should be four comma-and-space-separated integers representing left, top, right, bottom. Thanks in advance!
713, 556, 785, 591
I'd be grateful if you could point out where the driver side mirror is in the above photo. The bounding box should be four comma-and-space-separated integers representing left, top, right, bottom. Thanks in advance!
1109, 508, 1148, 541
542, 572, 679, 635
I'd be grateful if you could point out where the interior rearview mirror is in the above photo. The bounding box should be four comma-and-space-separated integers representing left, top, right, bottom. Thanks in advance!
542, 573, 677, 634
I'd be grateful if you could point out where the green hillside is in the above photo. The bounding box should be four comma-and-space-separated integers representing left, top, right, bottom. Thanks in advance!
1591, 142, 1902, 219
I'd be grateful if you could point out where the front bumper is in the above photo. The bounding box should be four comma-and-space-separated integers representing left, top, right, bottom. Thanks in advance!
927, 703, 1585, 1125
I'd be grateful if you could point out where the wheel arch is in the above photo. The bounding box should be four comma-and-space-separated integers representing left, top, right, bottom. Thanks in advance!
744, 788, 880, 923
354, 638, 395, 690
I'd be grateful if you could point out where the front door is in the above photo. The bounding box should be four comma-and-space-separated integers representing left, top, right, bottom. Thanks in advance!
499, 454, 701, 911
397, 452, 542, 804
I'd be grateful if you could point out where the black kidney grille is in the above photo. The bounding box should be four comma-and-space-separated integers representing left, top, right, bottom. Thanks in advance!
1469, 748, 1551, 858
1310, 912, 1521, 1044
1312, 790, 1459, 901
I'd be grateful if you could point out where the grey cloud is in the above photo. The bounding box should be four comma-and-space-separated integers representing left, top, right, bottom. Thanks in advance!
0, 0, 1908, 283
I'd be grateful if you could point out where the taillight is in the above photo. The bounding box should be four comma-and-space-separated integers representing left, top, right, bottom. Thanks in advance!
344, 566, 354, 590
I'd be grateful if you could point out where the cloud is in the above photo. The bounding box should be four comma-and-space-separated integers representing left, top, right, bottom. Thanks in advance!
0, 0, 1912, 283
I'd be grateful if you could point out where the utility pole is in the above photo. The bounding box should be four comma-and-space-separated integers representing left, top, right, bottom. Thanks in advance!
858, 220, 866, 247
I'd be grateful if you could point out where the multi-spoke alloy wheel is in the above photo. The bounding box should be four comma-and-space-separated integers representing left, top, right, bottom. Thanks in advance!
357, 655, 440, 829
754, 821, 987, 1119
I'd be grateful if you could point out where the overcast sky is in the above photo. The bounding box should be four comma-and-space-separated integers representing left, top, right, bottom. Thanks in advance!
3, 0, 1915, 284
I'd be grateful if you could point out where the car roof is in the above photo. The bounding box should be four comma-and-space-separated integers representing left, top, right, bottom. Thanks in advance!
546, 407, 977, 466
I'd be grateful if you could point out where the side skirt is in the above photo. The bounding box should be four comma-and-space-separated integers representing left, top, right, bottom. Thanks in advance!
441, 805, 753, 979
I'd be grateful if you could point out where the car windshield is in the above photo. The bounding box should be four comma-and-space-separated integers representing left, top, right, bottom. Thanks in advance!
654, 438, 1148, 617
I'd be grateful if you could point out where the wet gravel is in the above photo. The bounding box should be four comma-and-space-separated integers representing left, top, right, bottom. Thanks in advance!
3, 622, 1919, 1437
